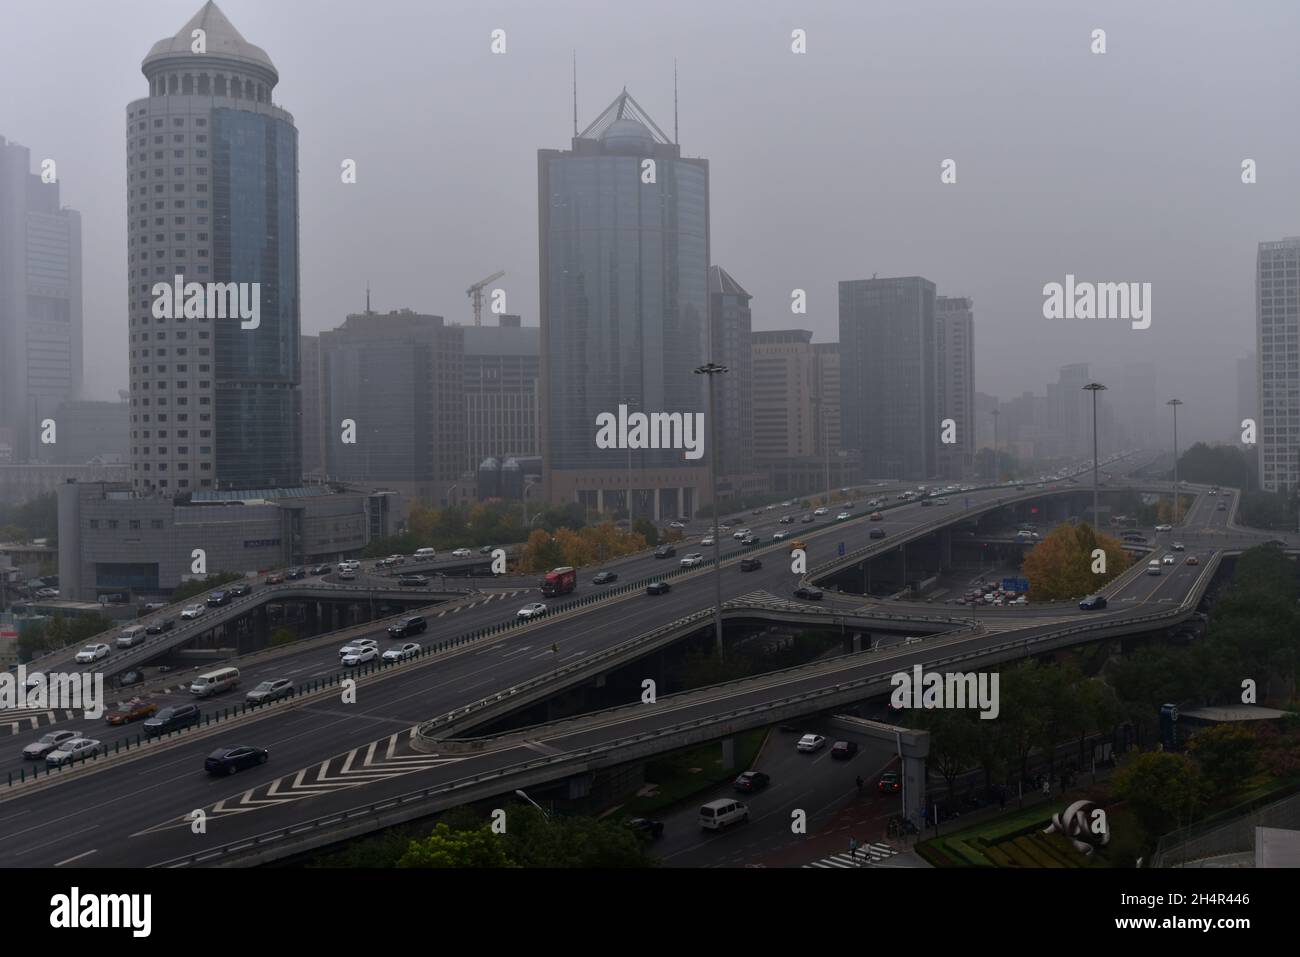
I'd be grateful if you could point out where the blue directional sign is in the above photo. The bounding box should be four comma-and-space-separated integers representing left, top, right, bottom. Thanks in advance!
1002, 577, 1030, 593
838, 542, 845, 557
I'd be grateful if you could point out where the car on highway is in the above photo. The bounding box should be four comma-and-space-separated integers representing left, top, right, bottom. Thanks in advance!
246, 678, 294, 704
1078, 594, 1108, 611
733, 770, 771, 793
935, 498, 949, 506
398, 574, 430, 587
383, 642, 422, 662
46, 737, 102, 767
1155, 523, 1173, 532
653, 544, 677, 559
74, 643, 110, 664
646, 581, 671, 596
517, 602, 548, 620
105, 698, 158, 726
625, 818, 664, 840
1186, 555, 1200, 566
206, 591, 230, 607
205, 745, 269, 776
342, 645, 378, 666
35, 587, 59, 599
228, 582, 253, 598
388, 615, 427, 638
779, 515, 794, 524
869, 528, 887, 540
115, 670, 145, 689
265, 572, 285, 585
772, 531, 790, 542
22, 730, 79, 760
699, 799, 749, 831
479, 545, 494, 554
1162, 553, 1176, 565
869, 511, 884, 521
1217, 502, 1227, 511
794, 586, 823, 600
669, 521, 687, 529
286, 566, 307, 580
1171, 542, 1185, 551
592, 571, 619, 585
451, 548, 473, 558
813, 507, 829, 516
310, 564, 332, 576
740, 535, 759, 546
751, 508, 763, 515
680, 553, 705, 568
878, 772, 902, 794
800, 514, 815, 523
831, 740, 859, 760
180, 603, 206, 620
116, 625, 147, 649
739, 557, 762, 572
338, 568, 357, 581
1146, 560, 1162, 576
919, 499, 933, 507
732, 528, 752, 540
339, 638, 379, 659
796, 733, 827, 753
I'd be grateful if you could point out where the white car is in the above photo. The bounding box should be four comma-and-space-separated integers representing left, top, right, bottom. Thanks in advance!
342, 646, 378, 666
773, 531, 789, 542
23, 729, 79, 760
836, 512, 851, 521
180, 604, 206, 620
680, 553, 705, 568
451, 548, 472, 558
74, 643, 110, 664
1155, 524, 1173, 532
813, 507, 829, 516
732, 528, 752, 539
701, 536, 715, 547
1161, 553, 1176, 565
338, 569, 357, 581
339, 638, 379, 659
46, 737, 102, 767
517, 602, 547, 620
935, 498, 949, 506
669, 521, 686, 529
382, 642, 421, 662
796, 733, 827, 753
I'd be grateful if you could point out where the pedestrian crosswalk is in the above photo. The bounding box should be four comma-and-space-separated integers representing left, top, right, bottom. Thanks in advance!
803, 843, 898, 868
727, 590, 825, 613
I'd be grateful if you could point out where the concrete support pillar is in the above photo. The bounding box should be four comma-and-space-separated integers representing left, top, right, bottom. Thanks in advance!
938, 528, 952, 571
653, 488, 662, 522
721, 736, 736, 770
597, 488, 605, 513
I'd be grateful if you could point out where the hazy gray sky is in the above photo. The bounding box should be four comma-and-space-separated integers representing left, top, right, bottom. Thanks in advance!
4, 0, 1297, 446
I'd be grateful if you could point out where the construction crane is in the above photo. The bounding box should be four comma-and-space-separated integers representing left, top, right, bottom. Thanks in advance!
466, 270, 505, 326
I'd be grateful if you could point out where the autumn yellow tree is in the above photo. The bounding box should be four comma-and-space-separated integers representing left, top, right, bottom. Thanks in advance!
1021, 523, 1131, 601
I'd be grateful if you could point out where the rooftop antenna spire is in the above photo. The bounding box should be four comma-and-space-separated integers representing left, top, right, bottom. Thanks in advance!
674, 58, 679, 145
366, 281, 371, 314
572, 50, 578, 137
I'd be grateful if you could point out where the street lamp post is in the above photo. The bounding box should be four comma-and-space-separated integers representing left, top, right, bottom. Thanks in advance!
695, 362, 728, 661
1083, 382, 1107, 529
624, 397, 638, 525
514, 788, 550, 822
1167, 399, 1183, 523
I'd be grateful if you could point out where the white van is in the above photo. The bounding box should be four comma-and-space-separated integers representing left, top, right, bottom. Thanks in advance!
190, 666, 240, 697
1146, 560, 1162, 576
413, 547, 436, 561
699, 798, 749, 831
116, 625, 147, 649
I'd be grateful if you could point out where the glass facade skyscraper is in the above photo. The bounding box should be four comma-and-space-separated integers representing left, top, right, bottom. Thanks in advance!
539, 91, 711, 516
126, 1, 300, 492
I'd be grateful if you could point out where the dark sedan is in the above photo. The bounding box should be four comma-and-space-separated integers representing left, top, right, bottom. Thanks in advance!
205, 745, 270, 776
227, 582, 253, 598
646, 582, 671, 595
733, 770, 771, 793
592, 571, 619, 585
310, 564, 332, 576
625, 818, 664, 840
145, 618, 174, 635
794, 586, 823, 600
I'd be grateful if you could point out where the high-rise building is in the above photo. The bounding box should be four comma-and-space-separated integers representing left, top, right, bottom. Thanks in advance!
839, 277, 937, 478
538, 90, 711, 519
751, 330, 818, 462
320, 310, 465, 503
0, 135, 83, 464
463, 315, 540, 473
813, 342, 841, 458
300, 334, 323, 477
1047, 363, 1092, 460
935, 296, 974, 478
708, 265, 752, 480
1236, 352, 1257, 446
1257, 239, 1300, 492
126, 0, 300, 492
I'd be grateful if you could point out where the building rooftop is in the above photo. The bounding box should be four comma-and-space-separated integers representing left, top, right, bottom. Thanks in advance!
144, 1, 277, 78
709, 265, 751, 299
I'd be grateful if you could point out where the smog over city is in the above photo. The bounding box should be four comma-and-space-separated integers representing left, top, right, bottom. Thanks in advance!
0, 0, 1294, 932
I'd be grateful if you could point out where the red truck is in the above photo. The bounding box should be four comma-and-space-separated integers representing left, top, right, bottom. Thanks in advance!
540, 566, 577, 597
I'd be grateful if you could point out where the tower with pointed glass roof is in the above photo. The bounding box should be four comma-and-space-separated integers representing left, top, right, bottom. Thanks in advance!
538, 90, 712, 517
126, 0, 300, 492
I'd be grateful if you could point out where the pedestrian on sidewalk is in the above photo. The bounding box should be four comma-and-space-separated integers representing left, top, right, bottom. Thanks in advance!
848, 836, 858, 858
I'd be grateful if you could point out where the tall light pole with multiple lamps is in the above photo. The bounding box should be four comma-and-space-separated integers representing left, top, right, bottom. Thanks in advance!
1167, 398, 1184, 523
695, 361, 728, 661
990, 408, 1000, 484
1083, 382, 1107, 528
